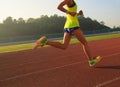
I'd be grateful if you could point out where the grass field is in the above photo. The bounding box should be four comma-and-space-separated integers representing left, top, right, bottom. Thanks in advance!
0, 33, 120, 53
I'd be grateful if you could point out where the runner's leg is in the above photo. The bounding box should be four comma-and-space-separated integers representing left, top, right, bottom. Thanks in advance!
46, 33, 72, 50
72, 29, 93, 60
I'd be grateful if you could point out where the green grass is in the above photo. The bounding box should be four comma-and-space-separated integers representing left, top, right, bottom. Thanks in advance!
71, 33, 120, 44
0, 43, 33, 53
0, 33, 120, 53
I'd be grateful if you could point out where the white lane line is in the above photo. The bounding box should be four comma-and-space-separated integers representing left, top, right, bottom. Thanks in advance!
94, 53, 120, 87
95, 76, 120, 87
1, 46, 120, 70
0, 61, 86, 82
0, 52, 120, 82
103, 52, 120, 58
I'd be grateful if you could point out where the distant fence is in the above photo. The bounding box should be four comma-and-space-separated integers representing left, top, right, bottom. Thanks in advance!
0, 28, 120, 44
0, 33, 64, 44
84, 28, 120, 35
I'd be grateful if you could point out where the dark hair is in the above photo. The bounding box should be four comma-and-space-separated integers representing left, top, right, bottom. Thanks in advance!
68, 0, 76, 7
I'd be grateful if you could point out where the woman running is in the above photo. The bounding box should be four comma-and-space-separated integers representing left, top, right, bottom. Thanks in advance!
33, 0, 102, 67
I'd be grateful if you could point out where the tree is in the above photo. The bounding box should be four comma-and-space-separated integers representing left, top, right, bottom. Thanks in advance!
0, 14, 111, 40
27, 18, 35, 23
13, 19, 17, 24
100, 21, 105, 25
17, 18, 25, 24
3, 16, 13, 24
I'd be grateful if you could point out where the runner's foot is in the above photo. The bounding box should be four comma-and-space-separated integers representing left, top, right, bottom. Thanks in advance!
89, 56, 102, 67
33, 36, 48, 49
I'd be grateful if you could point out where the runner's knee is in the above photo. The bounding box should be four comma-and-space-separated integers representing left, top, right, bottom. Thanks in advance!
81, 41, 88, 46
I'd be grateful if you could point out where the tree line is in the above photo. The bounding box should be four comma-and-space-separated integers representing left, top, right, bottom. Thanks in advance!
0, 14, 110, 38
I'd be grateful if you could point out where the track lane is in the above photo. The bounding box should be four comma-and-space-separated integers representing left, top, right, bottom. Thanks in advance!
0, 38, 120, 87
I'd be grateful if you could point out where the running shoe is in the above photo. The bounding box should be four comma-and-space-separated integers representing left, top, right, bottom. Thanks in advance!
33, 36, 48, 49
89, 56, 102, 67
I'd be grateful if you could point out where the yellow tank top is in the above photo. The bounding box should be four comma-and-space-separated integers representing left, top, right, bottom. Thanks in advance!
64, 3, 80, 29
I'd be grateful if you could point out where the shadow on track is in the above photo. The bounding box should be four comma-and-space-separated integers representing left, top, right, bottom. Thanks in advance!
96, 65, 120, 70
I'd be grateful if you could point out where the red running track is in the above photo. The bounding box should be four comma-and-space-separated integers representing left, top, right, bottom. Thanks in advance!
0, 38, 120, 87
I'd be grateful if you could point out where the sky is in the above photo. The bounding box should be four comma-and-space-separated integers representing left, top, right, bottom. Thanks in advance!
0, 0, 120, 28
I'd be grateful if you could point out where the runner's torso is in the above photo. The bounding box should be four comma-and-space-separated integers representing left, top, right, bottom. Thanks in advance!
64, 2, 80, 29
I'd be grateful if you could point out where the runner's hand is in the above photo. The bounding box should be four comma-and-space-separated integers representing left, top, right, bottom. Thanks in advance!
68, 11, 77, 16
78, 10, 84, 16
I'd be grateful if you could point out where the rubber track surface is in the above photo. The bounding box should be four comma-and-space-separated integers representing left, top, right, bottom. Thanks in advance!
0, 38, 120, 87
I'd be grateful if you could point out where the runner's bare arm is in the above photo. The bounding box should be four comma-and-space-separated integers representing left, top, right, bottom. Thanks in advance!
57, 1, 76, 16
57, 1, 67, 13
